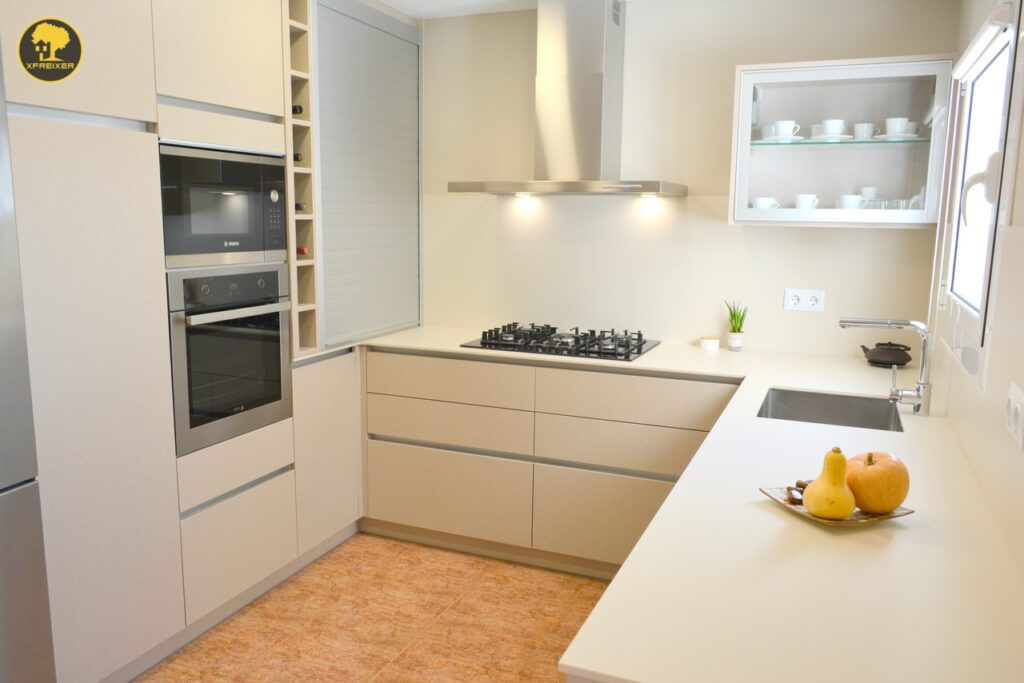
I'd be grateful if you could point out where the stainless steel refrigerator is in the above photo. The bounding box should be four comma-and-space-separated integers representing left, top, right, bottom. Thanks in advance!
0, 47, 58, 682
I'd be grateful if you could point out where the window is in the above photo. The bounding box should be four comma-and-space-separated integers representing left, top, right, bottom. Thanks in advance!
942, 7, 1019, 380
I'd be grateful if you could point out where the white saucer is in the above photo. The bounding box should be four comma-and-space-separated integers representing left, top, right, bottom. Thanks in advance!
873, 133, 924, 141
811, 134, 853, 142
759, 135, 805, 143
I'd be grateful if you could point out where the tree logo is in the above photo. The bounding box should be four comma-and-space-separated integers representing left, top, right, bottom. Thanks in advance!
19, 18, 82, 82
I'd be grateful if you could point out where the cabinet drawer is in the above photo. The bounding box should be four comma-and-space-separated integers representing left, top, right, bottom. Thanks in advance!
177, 419, 294, 512
367, 352, 535, 410
180, 470, 297, 624
532, 464, 672, 564
367, 440, 533, 547
535, 413, 703, 477
536, 368, 736, 430
367, 394, 534, 455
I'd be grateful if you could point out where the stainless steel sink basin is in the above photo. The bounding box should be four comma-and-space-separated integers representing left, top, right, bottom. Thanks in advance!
757, 388, 903, 432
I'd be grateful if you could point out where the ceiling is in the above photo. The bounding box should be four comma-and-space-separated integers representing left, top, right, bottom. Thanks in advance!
380, 0, 536, 19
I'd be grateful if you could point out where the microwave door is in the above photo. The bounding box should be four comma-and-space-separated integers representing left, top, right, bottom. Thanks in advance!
160, 147, 266, 268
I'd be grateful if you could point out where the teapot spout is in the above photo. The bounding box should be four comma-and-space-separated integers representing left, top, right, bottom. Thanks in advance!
860, 345, 871, 357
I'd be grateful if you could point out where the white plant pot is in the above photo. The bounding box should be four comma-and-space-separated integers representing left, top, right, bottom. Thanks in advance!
727, 332, 744, 351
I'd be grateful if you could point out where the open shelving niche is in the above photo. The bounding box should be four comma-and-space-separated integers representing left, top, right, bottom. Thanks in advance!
283, 0, 320, 357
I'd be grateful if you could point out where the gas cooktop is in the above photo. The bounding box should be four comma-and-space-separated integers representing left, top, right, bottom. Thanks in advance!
461, 323, 659, 362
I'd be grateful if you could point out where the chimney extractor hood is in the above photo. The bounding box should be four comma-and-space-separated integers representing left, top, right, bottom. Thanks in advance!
448, 0, 686, 197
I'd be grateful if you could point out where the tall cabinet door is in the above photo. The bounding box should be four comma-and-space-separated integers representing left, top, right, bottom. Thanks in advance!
8, 117, 185, 683
293, 351, 362, 554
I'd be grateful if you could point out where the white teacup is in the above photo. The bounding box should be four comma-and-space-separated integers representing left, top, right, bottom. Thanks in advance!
860, 186, 878, 200
761, 123, 776, 139
906, 122, 919, 135
837, 194, 868, 209
853, 122, 879, 140
886, 117, 909, 135
822, 119, 845, 136
752, 196, 780, 209
774, 120, 800, 138
811, 123, 824, 138
795, 194, 819, 210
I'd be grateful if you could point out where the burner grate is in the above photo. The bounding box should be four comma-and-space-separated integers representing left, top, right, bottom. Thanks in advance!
462, 323, 659, 361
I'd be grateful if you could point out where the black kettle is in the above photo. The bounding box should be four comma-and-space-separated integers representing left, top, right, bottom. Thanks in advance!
861, 342, 912, 368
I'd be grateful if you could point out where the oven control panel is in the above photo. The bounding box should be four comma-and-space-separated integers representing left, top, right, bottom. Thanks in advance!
183, 271, 281, 311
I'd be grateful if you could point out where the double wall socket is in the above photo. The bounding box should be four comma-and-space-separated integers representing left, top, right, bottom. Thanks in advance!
1006, 382, 1024, 450
784, 288, 826, 312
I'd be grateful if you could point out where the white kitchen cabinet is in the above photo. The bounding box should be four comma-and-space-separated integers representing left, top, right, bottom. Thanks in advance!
730, 57, 952, 226
7, 117, 184, 682
177, 418, 294, 513
293, 351, 362, 555
532, 464, 673, 565
534, 413, 704, 478
151, 0, 284, 116
367, 393, 535, 456
535, 367, 737, 431
366, 440, 534, 547
0, 0, 158, 121
180, 470, 298, 624
367, 351, 536, 410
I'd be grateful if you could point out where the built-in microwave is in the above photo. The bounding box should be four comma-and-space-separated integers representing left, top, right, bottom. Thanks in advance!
159, 145, 286, 269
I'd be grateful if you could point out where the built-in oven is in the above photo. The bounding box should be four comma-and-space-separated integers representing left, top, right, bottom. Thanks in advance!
159, 145, 286, 269
167, 263, 292, 456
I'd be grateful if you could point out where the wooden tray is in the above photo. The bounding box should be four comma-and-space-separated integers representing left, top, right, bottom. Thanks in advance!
759, 487, 914, 526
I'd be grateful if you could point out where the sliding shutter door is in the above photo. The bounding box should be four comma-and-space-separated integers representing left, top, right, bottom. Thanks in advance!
317, 0, 420, 346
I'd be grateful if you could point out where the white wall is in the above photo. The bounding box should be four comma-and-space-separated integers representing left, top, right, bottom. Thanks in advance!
422, 0, 959, 353
929, 0, 1024, 572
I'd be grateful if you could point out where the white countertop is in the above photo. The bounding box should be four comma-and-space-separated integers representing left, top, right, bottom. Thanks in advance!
363, 326, 1024, 683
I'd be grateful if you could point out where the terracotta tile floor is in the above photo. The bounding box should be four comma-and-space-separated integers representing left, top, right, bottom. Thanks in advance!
136, 533, 606, 682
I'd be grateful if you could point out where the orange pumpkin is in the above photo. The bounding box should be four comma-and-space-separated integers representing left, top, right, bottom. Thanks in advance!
846, 452, 910, 514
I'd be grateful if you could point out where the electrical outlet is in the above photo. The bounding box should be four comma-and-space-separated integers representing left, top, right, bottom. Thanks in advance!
784, 288, 826, 312
1006, 382, 1024, 450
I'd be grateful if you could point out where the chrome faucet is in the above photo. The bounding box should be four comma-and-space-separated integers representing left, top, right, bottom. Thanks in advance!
838, 317, 932, 416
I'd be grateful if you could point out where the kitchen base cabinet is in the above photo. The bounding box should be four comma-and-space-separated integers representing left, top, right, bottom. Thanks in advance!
293, 351, 362, 555
367, 393, 535, 455
533, 464, 673, 565
180, 470, 298, 624
535, 367, 737, 430
367, 440, 534, 547
535, 413, 704, 477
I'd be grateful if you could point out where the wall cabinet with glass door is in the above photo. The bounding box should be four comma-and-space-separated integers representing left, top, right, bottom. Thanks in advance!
730, 57, 953, 227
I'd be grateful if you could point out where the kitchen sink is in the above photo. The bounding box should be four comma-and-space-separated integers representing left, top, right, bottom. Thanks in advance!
757, 388, 903, 432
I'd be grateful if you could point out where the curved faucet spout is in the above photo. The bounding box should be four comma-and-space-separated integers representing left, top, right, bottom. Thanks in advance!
838, 317, 931, 416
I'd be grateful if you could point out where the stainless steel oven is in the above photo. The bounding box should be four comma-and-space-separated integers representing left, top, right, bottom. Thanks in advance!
168, 263, 292, 456
159, 145, 286, 269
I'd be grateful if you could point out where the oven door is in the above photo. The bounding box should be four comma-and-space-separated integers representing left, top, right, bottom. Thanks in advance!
160, 145, 284, 268
170, 300, 292, 456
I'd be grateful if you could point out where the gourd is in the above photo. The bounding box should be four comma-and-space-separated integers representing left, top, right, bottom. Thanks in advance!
803, 447, 856, 520
846, 452, 910, 514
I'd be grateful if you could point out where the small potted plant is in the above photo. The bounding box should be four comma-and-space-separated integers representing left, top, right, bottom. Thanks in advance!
725, 300, 747, 351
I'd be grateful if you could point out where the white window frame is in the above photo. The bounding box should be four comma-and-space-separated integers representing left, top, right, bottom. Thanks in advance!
937, 1, 1021, 387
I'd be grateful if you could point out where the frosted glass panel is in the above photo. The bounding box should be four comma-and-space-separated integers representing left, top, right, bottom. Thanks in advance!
317, 1, 420, 346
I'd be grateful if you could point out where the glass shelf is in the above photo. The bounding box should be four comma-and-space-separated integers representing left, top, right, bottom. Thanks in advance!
751, 138, 930, 147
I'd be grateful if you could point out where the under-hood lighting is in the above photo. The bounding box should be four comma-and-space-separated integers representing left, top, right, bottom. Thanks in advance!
448, 180, 686, 197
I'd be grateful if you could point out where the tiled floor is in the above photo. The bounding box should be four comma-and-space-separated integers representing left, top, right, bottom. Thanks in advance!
136, 533, 606, 682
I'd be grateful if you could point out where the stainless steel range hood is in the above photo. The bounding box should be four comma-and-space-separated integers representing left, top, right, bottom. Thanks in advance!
448, 0, 686, 197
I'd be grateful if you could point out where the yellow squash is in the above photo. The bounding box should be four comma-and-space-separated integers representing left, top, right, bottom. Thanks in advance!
803, 447, 857, 520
